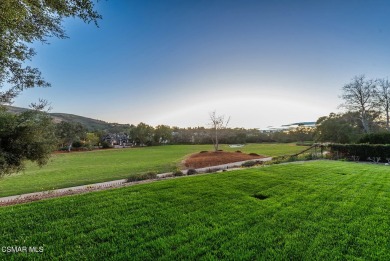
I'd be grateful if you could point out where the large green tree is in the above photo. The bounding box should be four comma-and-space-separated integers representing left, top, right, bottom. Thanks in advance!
0, 0, 101, 103
154, 125, 172, 144
314, 112, 362, 143
132, 123, 154, 146
0, 0, 100, 174
0, 107, 57, 176
55, 121, 86, 151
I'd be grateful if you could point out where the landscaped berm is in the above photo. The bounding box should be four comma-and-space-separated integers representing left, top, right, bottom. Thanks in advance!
184, 150, 265, 168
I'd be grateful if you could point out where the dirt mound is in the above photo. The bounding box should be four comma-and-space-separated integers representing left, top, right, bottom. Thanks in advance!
184, 151, 265, 169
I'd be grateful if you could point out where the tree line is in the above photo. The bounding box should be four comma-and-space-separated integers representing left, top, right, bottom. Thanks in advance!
55, 121, 315, 151
315, 75, 390, 143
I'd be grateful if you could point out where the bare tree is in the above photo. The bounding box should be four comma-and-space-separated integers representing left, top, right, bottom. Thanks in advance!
209, 111, 230, 151
340, 75, 377, 133
374, 78, 390, 131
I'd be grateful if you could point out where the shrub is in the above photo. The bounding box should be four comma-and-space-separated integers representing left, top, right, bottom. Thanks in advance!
172, 170, 184, 176
302, 153, 314, 160
235, 150, 242, 153
186, 169, 197, 175
199, 151, 208, 153
242, 160, 257, 167
328, 144, 390, 162
358, 132, 390, 144
72, 141, 83, 148
101, 141, 112, 149
127, 172, 157, 182
249, 153, 260, 156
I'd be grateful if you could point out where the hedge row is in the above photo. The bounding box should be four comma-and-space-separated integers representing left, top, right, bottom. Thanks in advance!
328, 144, 390, 161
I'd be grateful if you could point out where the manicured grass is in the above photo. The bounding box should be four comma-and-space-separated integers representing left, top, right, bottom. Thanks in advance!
0, 143, 303, 197
0, 160, 389, 260
222, 142, 304, 156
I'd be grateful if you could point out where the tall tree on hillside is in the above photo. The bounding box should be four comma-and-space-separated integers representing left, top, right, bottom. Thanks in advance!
374, 78, 390, 131
209, 111, 230, 151
340, 75, 377, 133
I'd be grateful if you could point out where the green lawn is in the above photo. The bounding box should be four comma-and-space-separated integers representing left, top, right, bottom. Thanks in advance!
0, 143, 303, 197
0, 160, 389, 260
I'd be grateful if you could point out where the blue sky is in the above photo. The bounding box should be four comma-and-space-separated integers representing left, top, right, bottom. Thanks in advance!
15, 0, 390, 129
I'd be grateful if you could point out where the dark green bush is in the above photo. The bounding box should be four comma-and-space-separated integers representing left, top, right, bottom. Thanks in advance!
172, 170, 184, 176
328, 144, 390, 162
358, 132, 390, 144
186, 169, 197, 175
101, 141, 112, 149
127, 172, 157, 182
72, 141, 83, 148
242, 160, 258, 167
249, 153, 260, 156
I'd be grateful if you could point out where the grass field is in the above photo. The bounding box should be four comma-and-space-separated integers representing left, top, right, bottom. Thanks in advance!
0, 143, 303, 197
0, 160, 389, 260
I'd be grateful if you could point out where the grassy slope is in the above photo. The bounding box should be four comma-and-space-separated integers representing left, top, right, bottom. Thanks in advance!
5, 105, 115, 131
0, 143, 303, 197
0, 161, 389, 260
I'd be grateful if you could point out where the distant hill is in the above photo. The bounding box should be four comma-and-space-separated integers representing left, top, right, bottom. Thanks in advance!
5, 105, 130, 132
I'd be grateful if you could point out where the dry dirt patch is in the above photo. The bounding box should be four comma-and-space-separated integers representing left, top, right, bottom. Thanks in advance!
184, 151, 265, 169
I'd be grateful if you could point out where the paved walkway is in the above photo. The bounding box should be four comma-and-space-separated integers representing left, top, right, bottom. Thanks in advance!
0, 157, 272, 205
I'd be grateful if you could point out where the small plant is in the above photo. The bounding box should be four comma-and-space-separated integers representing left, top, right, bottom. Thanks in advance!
249, 152, 260, 156
303, 153, 314, 160
368, 157, 381, 163
235, 150, 242, 153
171, 166, 184, 176
127, 172, 157, 182
172, 170, 184, 176
101, 141, 112, 149
72, 141, 83, 148
199, 151, 208, 153
242, 161, 257, 167
186, 169, 197, 175
350, 155, 360, 162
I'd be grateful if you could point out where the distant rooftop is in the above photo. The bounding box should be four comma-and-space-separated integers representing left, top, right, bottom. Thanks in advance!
261, 121, 316, 132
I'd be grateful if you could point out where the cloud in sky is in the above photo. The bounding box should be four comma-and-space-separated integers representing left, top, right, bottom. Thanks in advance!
14, 0, 390, 128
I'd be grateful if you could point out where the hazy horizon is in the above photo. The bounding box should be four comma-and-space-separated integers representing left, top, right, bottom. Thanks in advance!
13, 0, 390, 129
